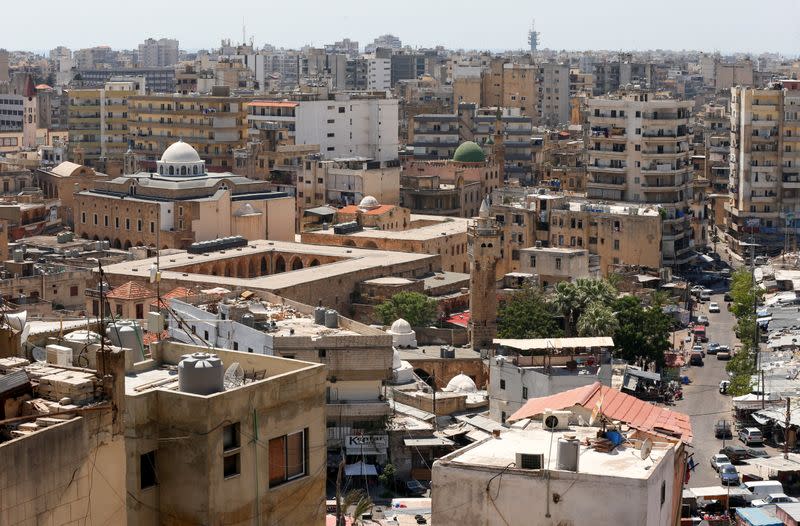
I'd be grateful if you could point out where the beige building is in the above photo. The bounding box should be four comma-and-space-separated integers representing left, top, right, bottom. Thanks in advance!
586, 90, 694, 266
129, 87, 249, 171
35, 161, 107, 227
727, 80, 800, 254
519, 246, 598, 286
74, 141, 295, 250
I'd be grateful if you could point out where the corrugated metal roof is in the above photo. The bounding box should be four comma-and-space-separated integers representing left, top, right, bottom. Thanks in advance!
493, 337, 614, 351
507, 381, 693, 443
403, 437, 455, 447
0, 369, 30, 394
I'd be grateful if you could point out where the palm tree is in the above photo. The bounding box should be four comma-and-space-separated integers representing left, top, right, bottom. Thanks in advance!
649, 290, 671, 309
577, 302, 620, 337
575, 278, 617, 311
552, 281, 580, 336
341, 490, 374, 525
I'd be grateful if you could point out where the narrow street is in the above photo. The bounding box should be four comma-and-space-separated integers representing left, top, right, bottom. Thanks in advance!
673, 291, 738, 487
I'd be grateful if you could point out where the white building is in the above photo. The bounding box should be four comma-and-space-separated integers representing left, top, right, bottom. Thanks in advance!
248, 94, 399, 161
538, 63, 571, 125
367, 56, 391, 91
137, 38, 179, 67
432, 423, 684, 526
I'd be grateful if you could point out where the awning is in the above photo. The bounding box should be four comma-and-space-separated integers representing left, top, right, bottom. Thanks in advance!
493, 336, 614, 351
403, 437, 455, 448
752, 413, 772, 425
344, 462, 378, 477
625, 368, 661, 382
304, 206, 337, 218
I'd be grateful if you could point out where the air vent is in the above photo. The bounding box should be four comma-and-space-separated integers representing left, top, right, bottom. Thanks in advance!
515, 452, 544, 470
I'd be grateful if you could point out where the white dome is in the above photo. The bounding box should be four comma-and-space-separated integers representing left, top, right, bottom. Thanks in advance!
160, 141, 201, 163
390, 318, 412, 334
359, 195, 380, 209
444, 373, 477, 393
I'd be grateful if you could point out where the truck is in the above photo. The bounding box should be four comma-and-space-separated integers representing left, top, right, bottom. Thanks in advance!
693, 325, 707, 343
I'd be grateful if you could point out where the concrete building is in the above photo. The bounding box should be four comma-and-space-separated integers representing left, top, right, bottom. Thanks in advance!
129, 88, 249, 171
67, 79, 146, 168
727, 80, 800, 255
365, 34, 402, 53
538, 63, 571, 125
0, 94, 24, 132
137, 38, 179, 67
396, 77, 453, 145
0, 49, 8, 83
519, 246, 599, 287
367, 54, 391, 91
74, 141, 294, 249
586, 90, 694, 266
246, 93, 399, 162
124, 341, 327, 525
73, 68, 175, 93
409, 114, 460, 160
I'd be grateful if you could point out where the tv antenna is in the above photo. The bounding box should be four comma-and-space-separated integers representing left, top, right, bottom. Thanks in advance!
223, 362, 244, 389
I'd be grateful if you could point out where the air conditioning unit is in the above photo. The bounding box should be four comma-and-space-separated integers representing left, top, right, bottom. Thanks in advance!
542, 409, 571, 431
515, 452, 544, 470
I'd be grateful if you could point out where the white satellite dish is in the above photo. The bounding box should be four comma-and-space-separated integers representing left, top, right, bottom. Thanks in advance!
31, 346, 46, 363
223, 362, 244, 389
640, 438, 653, 460
20, 324, 30, 345
6, 311, 27, 332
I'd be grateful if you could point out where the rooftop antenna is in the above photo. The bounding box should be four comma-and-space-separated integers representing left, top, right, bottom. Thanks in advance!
224, 362, 244, 389
242, 18, 246, 46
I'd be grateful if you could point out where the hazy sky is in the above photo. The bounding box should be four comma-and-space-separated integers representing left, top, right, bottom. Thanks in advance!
5, 0, 800, 55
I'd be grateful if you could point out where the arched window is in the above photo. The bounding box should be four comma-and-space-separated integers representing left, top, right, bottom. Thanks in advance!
180, 166, 187, 175
193, 166, 198, 175
168, 166, 174, 175
159, 166, 164, 175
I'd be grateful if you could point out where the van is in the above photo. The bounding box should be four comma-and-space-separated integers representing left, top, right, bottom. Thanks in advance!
739, 427, 764, 446
741, 481, 784, 502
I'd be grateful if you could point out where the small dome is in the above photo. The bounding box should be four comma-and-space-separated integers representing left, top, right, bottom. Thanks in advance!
453, 141, 486, 163
359, 195, 380, 209
479, 197, 490, 218
160, 141, 201, 163
390, 318, 412, 334
234, 203, 258, 217
444, 373, 477, 393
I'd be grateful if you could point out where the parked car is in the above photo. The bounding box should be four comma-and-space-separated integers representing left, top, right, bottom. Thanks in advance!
405, 479, 427, 497
719, 380, 730, 394
707, 342, 720, 354
710, 454, 732, 472
700, 289, 713, 301
692, 345, 705, 357
690, 353, 704, 366
741, 481, 785, 503
697, 315, 710, 326
714, 420, 733, 439
691, 285, 705, 294
724, 292, 733, 302
739, 427, 765, 446
717, 351, 732, 361
721, 445, 748, 464
720, 464, 740, 485
754, 256, 769, 266
752, 493, 798, 507
709, 302, 720, 313
745, 448, 770, 459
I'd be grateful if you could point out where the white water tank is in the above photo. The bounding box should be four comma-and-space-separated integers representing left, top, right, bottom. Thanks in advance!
557, 436, 580, 472
46, 344, 73, 366
324, 309, 338, 328
107, 320, 145, 360
178, 352, 224, 395
313, 306, 326, 325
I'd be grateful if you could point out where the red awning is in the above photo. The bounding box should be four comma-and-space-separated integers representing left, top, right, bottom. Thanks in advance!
445, 312, 470, 328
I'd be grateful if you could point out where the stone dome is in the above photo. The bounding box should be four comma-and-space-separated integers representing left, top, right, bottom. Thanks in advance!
161, 140, 201, 163
390, 318, 412, 334
453, 141, 486, 163
444, 373, 477, 393
359, 195, 380, 210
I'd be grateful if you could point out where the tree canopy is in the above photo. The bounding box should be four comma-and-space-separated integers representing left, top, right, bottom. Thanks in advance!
497, 284, 562, 339
375, 291, 437, 327
725, 269, 762, 396
611, 296, 671, 369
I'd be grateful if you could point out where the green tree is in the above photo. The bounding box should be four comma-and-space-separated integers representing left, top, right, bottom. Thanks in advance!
611, 296, 670, 369
497, 285, 562, 339
375, 291, 437, 327
551, 281, 581, 336
726, 346, 756, 396
577, 302, 619, 337
338, 489, 373, 526
726, 269, 763, 394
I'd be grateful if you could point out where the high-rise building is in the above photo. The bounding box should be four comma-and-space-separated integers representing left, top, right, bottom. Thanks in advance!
137, 37, 179, 67
365, 34, 402, 53
586, 89, 694, 267
538, 63, 571, 125
468, 198, 500, 350
727, 81, 800, 254
0, 49, 9, 83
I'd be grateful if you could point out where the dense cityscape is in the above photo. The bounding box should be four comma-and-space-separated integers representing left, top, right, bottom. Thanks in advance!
0, 8, 800, 525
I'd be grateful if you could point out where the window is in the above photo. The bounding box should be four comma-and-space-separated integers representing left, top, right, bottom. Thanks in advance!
500, 379, 506, 390
501, 411, 507, 423
81, 212, 86, 224
233, 342, 238, 351
223, 423, 241, 478
115, 217, 119, 228
613, 239, 620, 250
150, 222, 155, 234
269, 430, 307, 487
338, 107, 345, 113
135, 303, 144, 319
660, 480, 666, 507
204, 330, 209, 340
137, 219, 142, 232
93, 213, 98, 225
555, 258, 562, 270
140, 451, 157, 489
522, 387, 528, 399
115, 304, 123, 317
70, 286, 78, 297
529, 255, 536, 268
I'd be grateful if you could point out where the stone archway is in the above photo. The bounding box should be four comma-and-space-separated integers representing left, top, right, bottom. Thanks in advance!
414, 368, 436, 389
113, 238, 122, 249
309, 259, 320, 267
290, 257, 303, 271
123, 240, 132, 250
237, 259, 247, 277
249, 258, 257, 277
342, 239, 356, 247
260, 256, 269, 274
275, 255, 286, 273
92, 235, 100, 241
362, 240, 378, 249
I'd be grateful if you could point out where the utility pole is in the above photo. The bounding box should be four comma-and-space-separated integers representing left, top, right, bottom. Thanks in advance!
785, 398, 791, 460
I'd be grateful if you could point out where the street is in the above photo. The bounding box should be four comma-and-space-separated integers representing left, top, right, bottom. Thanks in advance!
673, 291, 738, 488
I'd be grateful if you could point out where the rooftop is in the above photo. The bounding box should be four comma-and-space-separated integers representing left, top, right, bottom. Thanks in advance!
308, 215, 469, 241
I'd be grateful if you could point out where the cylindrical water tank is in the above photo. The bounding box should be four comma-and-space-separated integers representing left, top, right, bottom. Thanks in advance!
241, 313, 255, 328
178, 352, 224, 395
107, 321, 145, 360
556, 436, 580, 472
324, 309, 338, 328
313, 306, 326, 325
12, 250, 23, 262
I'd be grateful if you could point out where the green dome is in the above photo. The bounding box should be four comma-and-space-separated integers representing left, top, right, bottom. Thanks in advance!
452, 141, 486, 163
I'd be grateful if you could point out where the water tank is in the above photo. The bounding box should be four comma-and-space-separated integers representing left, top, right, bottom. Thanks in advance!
12, 250, 23, 262
101, 240, 110, 250
107, 320, 145, 360
313, 306, 326, 325
178, 352, 224, 395
556, 436, 580, 472
95, 241, 103, 251
241, 313, 255, 328
324, 309, 338, 328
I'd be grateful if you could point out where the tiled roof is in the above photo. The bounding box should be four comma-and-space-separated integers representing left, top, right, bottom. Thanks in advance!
508, 381, 692, 443
106, 281, 156, 301
445, 311, 470, 328
142, 330, 169, 345
150, 286, 197, 309
339, 204, 396, 216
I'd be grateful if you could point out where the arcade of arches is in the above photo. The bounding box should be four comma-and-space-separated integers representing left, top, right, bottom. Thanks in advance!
170, 252, 329, 279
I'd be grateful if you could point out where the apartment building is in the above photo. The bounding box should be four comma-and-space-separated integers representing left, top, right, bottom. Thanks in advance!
128, 87, 249, 171
67, 78, 145, 167
396, 77, 453, 145
586, 90, 694, 266
137, 37, 179, 67
0, 95, 24, 131
727, 81, 800, 254
538, 63, 571, 125
247, 92, 399, 162
74, 67, 175, 93
699, 102, 731, 194
409, 114, 460, 159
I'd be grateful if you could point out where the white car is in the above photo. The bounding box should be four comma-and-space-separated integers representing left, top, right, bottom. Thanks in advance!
710, 454, 731, 472
752, 493, 799, 507
697, 315, 710, 326
709, 302, 720, 313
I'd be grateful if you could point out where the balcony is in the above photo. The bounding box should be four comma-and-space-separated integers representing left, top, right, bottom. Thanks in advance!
589, 148, 627, 159
590, 115, 626, 126
641, 151, 684, 159
642, 132, 689, 142
326, 400, 391, 418
783, 176, 800, 189
641, 165, 689, 175
641, 183, 683, 193
587, 176, 626, 190
750, 193, 778, 203
588, 164, 625, 173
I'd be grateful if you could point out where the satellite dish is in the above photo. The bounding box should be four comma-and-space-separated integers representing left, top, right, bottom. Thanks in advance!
19, 324, 30, 345
223, 362, 244, 389
640, 438, 653, 460
6, 311, 27, 332
544, 415, 559, 430
31, 346, 46, 363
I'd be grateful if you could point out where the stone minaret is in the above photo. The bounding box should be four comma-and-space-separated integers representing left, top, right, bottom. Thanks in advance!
469, 197, 501, 350
123, 147, 137, 175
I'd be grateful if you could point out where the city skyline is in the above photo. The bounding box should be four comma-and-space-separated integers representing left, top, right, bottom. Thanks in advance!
4, 0, 800, 55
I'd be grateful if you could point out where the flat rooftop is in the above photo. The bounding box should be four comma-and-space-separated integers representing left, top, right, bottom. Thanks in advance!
445, 424, 672, 480
398, 346, 481, 361
308, 215, 469, 241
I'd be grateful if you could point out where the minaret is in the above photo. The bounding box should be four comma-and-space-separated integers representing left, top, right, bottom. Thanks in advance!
469, 197, 501, 350
123, 147, 137, 175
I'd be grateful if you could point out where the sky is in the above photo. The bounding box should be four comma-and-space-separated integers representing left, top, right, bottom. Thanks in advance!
5, 0, 800, 55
